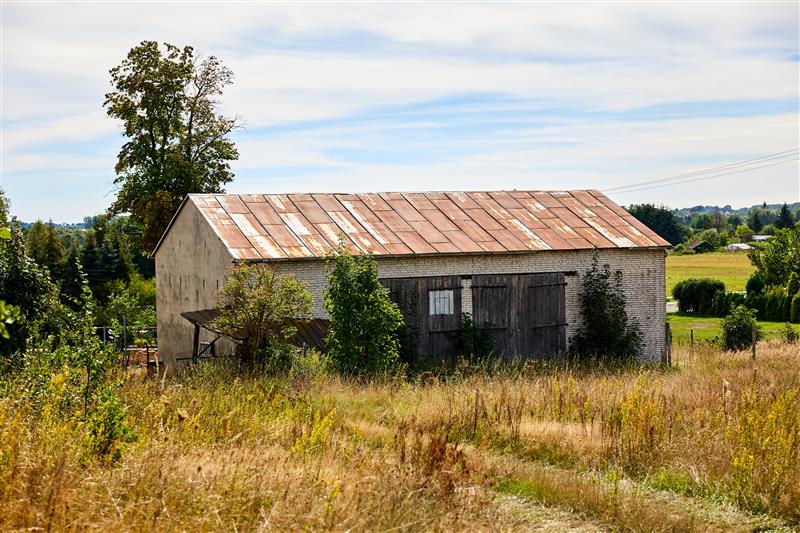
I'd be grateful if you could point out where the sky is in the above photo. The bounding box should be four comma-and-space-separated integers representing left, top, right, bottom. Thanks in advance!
1, 2, 799, 223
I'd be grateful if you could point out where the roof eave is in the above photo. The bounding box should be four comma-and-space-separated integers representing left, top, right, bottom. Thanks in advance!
237, 244, 670, 263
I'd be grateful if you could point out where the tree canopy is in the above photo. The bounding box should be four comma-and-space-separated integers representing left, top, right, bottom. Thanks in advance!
775, 203, 795, 230
748, 227, 800, 287
104, 41, 239, 250
625, 204, 687, 245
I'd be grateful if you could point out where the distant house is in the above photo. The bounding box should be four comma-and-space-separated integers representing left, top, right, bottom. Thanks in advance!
686, 239, 715, 253
752, 235, 771, 242
723, 243, 752, 252
154, 190, 670, 366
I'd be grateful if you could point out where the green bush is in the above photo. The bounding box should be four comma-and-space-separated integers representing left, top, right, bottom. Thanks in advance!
781, 323, 799, 344
672, 278, 726, 314
764, 290, 785, 322
325, 248, 404, 375
745, 293, 766, 320
83, 387, 136, 464
791, 292, 800, 323
210, 263, 313, 366
721, 305, 760, 351
569, 252, 643, 362
671, 243, 686, 255
724, 292, 746, 316
711, 290, 726, 317
787, 272, 800, 299
745, 272, 765, 295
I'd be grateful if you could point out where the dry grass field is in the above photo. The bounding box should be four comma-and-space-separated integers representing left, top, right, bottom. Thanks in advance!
666, 252, 755, 296
2, 342, 799, 532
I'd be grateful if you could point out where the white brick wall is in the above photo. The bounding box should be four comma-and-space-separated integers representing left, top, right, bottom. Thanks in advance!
268, 248, 667, 363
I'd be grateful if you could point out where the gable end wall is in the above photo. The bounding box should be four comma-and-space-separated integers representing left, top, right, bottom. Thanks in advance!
155, 200, 235, 365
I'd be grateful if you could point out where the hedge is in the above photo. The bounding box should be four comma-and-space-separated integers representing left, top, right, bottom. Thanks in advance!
672, 278, 726, 314
792, 292, 800, 323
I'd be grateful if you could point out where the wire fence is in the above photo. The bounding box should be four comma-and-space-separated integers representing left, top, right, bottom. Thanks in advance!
95, 323, 157, 369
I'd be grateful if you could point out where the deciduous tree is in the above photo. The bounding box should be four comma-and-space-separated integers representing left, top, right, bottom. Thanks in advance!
625, 204, 687, 246
325, 248, 403, 375
105, 41, 239, 250
748, 228, 800, 287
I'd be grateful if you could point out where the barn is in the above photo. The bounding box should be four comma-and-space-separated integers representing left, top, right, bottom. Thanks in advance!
154, 190, 670, 365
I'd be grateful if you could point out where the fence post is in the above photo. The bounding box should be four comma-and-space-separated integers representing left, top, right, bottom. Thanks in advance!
751, 324, 757, 361
690, 329, 694, 363
665, 322, 672, 366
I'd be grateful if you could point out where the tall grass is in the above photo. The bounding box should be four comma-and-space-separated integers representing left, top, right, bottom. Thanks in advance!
1, 341, 798, 531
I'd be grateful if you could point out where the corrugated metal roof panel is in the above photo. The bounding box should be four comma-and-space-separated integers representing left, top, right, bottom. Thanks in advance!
183, 190, 668, 260
216, 195, 249, 214
443, 230, 487, 253
394, 230, 438, 254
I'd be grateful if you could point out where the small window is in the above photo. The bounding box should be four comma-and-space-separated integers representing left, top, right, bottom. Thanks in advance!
429, 289, 454, 315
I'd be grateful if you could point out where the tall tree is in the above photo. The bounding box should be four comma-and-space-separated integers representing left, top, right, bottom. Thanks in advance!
775, 203, 794, 230
104, 41, 239, 250
748, 209, 763, 233
625, 204, 688, 246
26, 220, 66, 272
748, 228, 800, 287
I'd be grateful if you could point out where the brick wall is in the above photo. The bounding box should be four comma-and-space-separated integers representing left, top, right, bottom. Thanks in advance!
268, 248, 667, 362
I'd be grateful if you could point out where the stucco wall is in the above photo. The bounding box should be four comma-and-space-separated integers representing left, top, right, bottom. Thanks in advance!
155, 200, 236, 366
267, 248, 667, 362
156, 205, 667, 363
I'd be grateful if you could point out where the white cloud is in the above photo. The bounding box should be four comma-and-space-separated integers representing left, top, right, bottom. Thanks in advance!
1, 2, 798, 221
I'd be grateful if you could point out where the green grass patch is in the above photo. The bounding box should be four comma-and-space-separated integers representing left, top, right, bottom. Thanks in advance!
667, 313, 787, 344
666, 252, 754, 296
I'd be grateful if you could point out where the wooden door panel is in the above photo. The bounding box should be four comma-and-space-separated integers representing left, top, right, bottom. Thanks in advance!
524, 273, 567, 357
382, 275, 461, 357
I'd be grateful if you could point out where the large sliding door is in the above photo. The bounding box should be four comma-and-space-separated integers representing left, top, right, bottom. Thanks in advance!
383, 272, 566, 359
473, 273, 566, 358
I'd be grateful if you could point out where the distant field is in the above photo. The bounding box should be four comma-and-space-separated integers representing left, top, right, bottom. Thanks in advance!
666, 252, 754, 296
667, 313, 788, 344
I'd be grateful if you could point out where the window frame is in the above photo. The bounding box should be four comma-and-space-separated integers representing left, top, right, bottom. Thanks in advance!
428, 289, 455, 316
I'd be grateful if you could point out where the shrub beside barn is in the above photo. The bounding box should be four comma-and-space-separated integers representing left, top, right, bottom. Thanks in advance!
153, 190, 670, 365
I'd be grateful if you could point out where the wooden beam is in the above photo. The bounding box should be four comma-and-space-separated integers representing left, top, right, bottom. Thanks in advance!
192, 324, 200, 362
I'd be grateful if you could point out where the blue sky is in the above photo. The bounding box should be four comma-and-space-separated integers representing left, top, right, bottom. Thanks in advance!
2, 2, 798, 222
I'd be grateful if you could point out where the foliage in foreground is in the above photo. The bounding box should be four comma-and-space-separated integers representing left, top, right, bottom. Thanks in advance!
570, 252, 643, 362
1, 342, 798, 531
324, 248, 404, 375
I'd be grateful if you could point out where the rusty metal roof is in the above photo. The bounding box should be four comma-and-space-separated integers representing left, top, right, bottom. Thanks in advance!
167, 190, 669, 260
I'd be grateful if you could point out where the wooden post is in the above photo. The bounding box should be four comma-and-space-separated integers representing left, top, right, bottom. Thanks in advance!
192, 323, 200, 363
665, 322, 672, 366
751, 325, 757, 361
690, 329, 694, 363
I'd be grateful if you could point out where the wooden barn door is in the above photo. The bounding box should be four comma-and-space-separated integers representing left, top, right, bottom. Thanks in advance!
473, 273, 566, 358
472, 275, 512, 354
523, 273, 567, 357
381, 275, 461, 357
